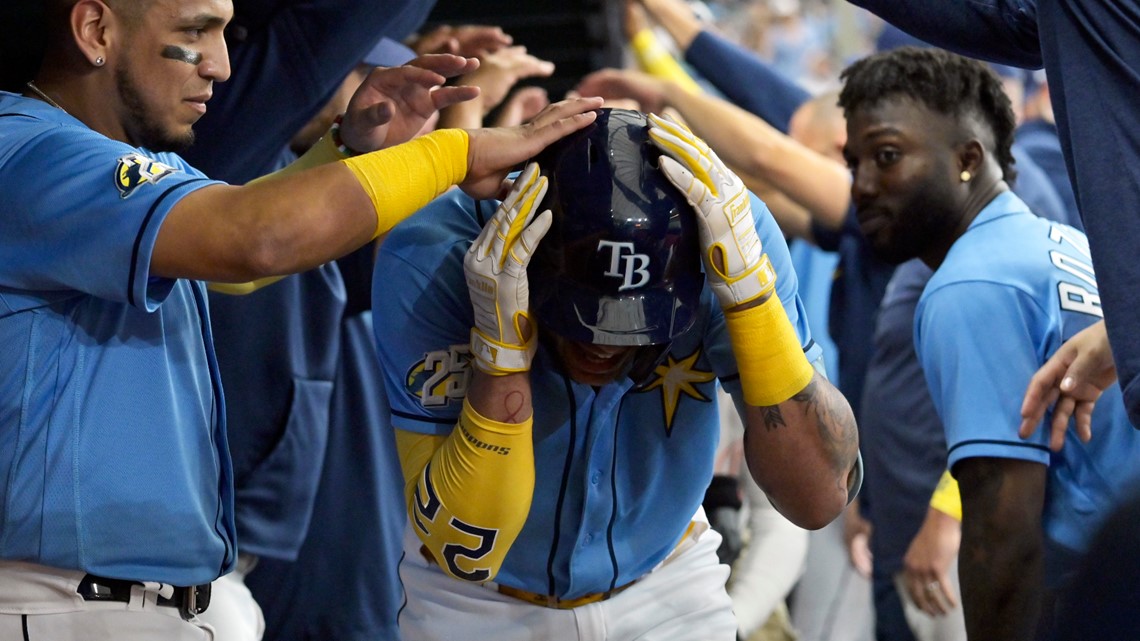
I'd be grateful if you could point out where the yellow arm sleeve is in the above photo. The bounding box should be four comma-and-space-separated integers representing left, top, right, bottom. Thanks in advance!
394, 398, 535, 583
724, 294, 815, 406
929, 469, 963, 522
342, 128, 469, 239
207, 131, 348, 295
629, 29, 703, 95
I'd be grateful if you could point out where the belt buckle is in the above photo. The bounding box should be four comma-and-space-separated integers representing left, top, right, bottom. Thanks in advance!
178, 583, 211, 621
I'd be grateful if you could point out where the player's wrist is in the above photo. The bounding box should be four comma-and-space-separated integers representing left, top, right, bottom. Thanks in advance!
469, 327, 537, 375
330, 114, 366, 157
725, 294, 813, 406
709, 252, 776, 309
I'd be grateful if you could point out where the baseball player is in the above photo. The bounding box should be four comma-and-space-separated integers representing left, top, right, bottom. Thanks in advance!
371, 108, 862, 640
0, 1, 601, 638
839, 47, 1140, 640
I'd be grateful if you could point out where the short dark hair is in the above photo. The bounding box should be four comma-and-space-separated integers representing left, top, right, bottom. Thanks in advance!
838, 46, 1018, 183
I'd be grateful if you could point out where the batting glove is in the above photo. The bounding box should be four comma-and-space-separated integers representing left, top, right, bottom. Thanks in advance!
464, 162, 553, 375
647, 113, 776, 309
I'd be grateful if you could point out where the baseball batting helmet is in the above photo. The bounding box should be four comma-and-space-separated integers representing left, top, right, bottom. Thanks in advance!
528, 108, 704, 346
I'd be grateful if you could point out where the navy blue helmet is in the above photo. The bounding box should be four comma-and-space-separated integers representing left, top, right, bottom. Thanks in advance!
528, 108, 704, 346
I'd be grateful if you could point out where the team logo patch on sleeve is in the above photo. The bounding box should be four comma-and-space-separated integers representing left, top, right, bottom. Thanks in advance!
114, 153, 178, 199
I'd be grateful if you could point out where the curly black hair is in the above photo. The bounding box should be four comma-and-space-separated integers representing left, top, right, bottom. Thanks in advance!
838, 46, 1018, 183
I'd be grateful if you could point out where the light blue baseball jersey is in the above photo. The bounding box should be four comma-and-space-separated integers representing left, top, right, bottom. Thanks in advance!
0, 94, 236, 585
915, 191, 1140, 583
372, 187, 821, 599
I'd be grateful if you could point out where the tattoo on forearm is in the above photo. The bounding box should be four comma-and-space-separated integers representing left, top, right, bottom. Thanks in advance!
787, 377, 859, 483
759, 405, 786, 430
161, 45, 203, 65
503, 390, 527, 422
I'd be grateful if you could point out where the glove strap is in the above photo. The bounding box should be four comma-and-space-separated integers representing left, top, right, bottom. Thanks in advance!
470, 328, 538, 376
709, 254, 777, 308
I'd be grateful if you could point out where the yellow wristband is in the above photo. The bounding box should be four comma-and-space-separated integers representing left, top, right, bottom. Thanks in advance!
725, 295, 814, 406
630, 29, 703, 95
929, 469, 963, 522
342, 128, 469, 238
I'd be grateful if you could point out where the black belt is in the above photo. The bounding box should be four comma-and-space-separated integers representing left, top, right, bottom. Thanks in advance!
77, 574, 211, 621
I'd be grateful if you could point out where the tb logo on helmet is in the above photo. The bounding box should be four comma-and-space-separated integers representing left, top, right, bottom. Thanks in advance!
599, 240, 651, 291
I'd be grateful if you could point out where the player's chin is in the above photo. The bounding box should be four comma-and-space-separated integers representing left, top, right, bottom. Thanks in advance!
563, 352, 633, 385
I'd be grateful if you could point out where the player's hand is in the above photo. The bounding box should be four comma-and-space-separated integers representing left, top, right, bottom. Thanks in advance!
339, 54, 481, 152
412, 24, 513, 58
461, 46, 555, 116
902, 507, 961, 617
464, 163, 552, 375
842, 499, 873, 579
460, 96, 602, 199
648, 112, 775, 309
575, 68, 669, 115
490, 86, 550, 128
1019, 319, 1115, 451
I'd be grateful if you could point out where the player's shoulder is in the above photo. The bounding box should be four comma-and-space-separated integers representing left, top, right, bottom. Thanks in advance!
376, 188, 486, 276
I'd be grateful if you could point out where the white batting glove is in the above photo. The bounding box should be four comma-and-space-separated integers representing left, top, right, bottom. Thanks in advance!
464, 162, 553, 375
647, 113, 776, 309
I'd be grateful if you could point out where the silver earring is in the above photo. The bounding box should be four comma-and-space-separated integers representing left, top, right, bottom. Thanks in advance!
94, 56, 105, 66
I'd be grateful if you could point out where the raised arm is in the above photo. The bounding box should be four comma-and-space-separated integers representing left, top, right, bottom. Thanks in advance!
152, 97, 601, 283
396, 164, 551, 583
649, 114, 859, 529
576, 68, 850, 231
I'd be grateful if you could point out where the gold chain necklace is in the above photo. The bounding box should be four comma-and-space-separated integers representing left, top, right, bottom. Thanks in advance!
25, 81, 67, 113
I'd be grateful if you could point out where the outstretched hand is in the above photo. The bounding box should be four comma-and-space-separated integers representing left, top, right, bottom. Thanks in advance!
575, 68, 669, 114
412, 24, 513, 58
490, 86, 550, 128
1019, 319, 1116, 451
339, 54, 481, 153
460, 46, 555, 116
461, 96, 603, 199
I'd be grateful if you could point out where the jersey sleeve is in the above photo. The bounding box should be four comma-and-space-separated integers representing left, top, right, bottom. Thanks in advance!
916, 281, 1053, 470
711, 191, 822, 397
0, 121, 221, 310
371, 193, 484, 435
846, 0, 1043, 68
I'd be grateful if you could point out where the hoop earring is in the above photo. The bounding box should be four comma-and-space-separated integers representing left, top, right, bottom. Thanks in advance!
94, 56, 105, 66
960, 170, 972, 183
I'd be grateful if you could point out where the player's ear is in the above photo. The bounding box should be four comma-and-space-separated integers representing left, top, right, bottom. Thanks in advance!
70, 0, 121, 68
71, 1, 108, 64
956, 139, 985, 183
